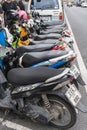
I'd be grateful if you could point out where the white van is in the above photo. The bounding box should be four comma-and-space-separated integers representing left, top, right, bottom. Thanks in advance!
27, 0, 64, 25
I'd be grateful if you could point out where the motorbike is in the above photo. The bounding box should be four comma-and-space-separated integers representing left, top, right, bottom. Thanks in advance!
28, 11, 72, 42
0, 44, 83, 91
29, 25, 72, 41
0, 44, 77, 80
6, 15, 73, 48
0, 11, 86, 129
29, 17, 71, 37
18, 47, 76, 69
0, 45, 84, 87
29, 11, 67, 35
27, 24, 73, 48
12, 12, 72, 45
0, 63, 87, 130
14, 39, 69, 55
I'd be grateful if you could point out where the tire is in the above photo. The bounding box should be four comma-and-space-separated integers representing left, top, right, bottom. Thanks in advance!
47, 95, 77, 130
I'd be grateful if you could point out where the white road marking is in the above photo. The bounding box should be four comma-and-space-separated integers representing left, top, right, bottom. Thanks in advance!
65, 12, 87, 92
0, 118, 32, 130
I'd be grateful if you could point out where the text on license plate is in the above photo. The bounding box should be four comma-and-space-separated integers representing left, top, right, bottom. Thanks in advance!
65, 84, 82, 106
42, 17, 50, 21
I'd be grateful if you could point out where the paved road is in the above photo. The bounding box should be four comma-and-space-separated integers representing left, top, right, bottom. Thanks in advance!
65, 5, 87, 68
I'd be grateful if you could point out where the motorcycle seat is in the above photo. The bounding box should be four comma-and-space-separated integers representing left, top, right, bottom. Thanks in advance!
7, 67, 69, 86
21, 50, 68, 67
33, 33, 61, 41
30, 39, 59, 45
16, 43, 58, 57
40, 29, 62, 34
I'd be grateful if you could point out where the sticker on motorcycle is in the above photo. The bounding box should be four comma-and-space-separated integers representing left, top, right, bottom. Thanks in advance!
65, 84, 82, 106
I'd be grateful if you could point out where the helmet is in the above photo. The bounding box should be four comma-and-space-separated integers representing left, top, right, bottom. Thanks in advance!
18, 10, 28, 20
6, 10, 19, 21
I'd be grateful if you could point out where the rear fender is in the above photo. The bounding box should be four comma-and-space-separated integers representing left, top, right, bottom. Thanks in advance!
47, 86, 68, 102
47, 86, 87, 113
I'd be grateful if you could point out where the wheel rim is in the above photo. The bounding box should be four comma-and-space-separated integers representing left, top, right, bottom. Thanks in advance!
49, 99, 72, 127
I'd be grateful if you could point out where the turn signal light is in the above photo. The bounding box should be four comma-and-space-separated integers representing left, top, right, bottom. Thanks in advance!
69, 54, 77, 62
59, 12, 63, 20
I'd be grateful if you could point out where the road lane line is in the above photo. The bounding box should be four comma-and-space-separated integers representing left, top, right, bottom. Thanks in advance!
0, 118, 32, 130
65, 12, 87, 92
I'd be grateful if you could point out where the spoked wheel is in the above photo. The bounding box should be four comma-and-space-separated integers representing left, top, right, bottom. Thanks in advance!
46, 96, 77, 130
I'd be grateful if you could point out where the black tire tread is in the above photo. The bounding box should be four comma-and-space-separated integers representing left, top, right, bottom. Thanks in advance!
48, 95, 77, 130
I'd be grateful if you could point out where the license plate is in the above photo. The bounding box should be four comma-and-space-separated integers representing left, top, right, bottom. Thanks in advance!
42, 17, 50, 21
70, 65, 80, 79
65, 84, 82, 106
52, 15, 58, 20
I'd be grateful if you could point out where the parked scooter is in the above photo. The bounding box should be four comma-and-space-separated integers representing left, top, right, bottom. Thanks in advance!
28, 18, 73, 47
0, 44, 86, 129
0, 45, 75, 70
4, 10, 73, 49
18, 47, 76, 68
0, 64, 87, 129
0, 44, 84, 87
29, 11, 67, 34
28, 21, 72, 42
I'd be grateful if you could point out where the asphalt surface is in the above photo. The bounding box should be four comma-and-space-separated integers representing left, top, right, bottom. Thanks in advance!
65, 5, 87, 68
0, 3, 87, 130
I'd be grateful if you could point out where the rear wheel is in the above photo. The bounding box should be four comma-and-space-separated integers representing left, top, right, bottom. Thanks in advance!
46, 95, 77, 129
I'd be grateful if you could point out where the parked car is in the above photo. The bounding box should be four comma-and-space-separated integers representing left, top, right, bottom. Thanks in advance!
76, 1, 82, 6
27, 0, 64, 25
67, 2, 73, 7
81, 2, 87, 7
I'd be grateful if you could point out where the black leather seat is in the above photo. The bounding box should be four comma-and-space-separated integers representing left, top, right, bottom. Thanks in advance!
30, 39, 59, 45
22, 50, 68, 67
33, 33, 61, 41
7, 67, 66, 86
16, 43, 58, 57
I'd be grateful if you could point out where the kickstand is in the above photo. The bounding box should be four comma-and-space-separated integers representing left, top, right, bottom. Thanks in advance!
1, 110, 10, 122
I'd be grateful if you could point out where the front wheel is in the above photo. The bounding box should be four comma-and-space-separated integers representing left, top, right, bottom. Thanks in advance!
47, 95, 77, 129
